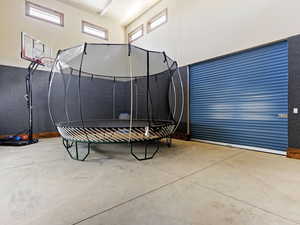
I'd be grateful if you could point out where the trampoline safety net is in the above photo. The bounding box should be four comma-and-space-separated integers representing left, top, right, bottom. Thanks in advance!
48, 43, 184, 161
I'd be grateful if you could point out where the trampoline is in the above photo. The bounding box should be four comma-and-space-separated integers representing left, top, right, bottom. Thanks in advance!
48, 43, 183, 161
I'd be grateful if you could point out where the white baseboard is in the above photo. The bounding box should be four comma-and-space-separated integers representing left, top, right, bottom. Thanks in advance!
190, 138, 287, 156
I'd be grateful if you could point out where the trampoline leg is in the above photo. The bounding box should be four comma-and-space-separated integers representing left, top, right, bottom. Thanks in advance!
63, 138, 74, 149
81, 142, 91, 161
63, 139, 76, 160
130, 140, 160, 161
75, 142, 79, 160
62, 139, 91, 161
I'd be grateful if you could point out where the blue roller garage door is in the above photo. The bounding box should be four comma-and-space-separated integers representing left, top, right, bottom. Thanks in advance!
190, 41, 288, 152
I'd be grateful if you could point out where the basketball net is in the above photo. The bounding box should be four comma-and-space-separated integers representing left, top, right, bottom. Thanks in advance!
37, 57, 55, 70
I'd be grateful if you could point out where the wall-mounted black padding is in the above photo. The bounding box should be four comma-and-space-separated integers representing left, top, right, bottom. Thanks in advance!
0, 65, 115, 136
288, 35, 300, 148
0, 65, 29, 135
0, 65, 60, 135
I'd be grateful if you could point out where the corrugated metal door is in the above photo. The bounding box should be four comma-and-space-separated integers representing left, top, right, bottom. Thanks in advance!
190, 41, 288, 152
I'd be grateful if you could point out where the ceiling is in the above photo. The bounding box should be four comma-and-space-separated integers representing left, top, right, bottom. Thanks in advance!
57, 0, 160, 25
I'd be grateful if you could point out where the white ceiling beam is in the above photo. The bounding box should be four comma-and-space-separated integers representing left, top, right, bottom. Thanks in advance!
98, 0, 112, 16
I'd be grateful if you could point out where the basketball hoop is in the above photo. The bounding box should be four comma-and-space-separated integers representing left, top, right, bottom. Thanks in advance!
21, 32, 54, 69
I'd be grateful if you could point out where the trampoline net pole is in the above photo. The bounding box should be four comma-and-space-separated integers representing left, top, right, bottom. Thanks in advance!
135, 78, 138, 120
173, 65, 185, 133
113, 76, 116, 119
164, 53, 176, 124
47, 52, 60, 128
78, 43, 90, 143
129, 46, 133, 142
146, 51, 150, 128
59, 63, 70, 122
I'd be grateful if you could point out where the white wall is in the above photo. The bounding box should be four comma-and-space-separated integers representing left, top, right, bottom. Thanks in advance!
126, 0, 300, 66
0, 0, 125, 68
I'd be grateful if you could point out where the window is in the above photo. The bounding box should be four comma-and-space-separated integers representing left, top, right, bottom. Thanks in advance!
25, 1, 64, 26
128, 25, 144, 43
147, 9, 167, 32
82, 21, 108, 40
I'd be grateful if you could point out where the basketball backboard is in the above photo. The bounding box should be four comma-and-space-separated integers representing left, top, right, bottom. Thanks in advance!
21, 32, 52, 63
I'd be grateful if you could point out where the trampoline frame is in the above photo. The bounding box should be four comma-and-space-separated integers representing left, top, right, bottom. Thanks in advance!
58, 120, 174, 160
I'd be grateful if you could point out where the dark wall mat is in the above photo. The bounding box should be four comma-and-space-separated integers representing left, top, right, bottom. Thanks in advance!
49, 73, 117, 124
0, 65, 119, 136
288, 35, 300, 148
0, 65, 56, 135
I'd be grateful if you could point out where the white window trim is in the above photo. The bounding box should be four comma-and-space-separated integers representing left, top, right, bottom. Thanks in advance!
25, 1, 64, 27
82, 21, 109, 41
128, 25, 144, 43
147, 8, 168, 33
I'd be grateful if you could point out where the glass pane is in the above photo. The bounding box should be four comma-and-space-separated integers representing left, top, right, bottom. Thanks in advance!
29, 7, 61, 24
83, 25, 106, 39
150, 15, 166, 30
129, 29, 142, 42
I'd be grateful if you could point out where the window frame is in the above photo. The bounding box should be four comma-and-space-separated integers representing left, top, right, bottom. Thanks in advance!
81, 21, 109, 41
25, 1, 64, 27
128, 25, 144, 43
147, 8, 168, 33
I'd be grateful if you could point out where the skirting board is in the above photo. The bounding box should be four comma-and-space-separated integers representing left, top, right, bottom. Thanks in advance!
191, 138, 287, 156
36, 132, 60, 139
0, 132, 60, 139
287, 148, 300, 160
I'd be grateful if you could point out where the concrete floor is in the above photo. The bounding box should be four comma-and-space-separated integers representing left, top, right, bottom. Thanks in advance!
1, 138, 300, 225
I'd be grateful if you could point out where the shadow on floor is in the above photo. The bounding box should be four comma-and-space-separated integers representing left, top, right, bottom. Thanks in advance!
70, 140, 180, 162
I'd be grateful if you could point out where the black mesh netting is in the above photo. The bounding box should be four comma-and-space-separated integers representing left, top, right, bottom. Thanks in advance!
48, 43, 183, 144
